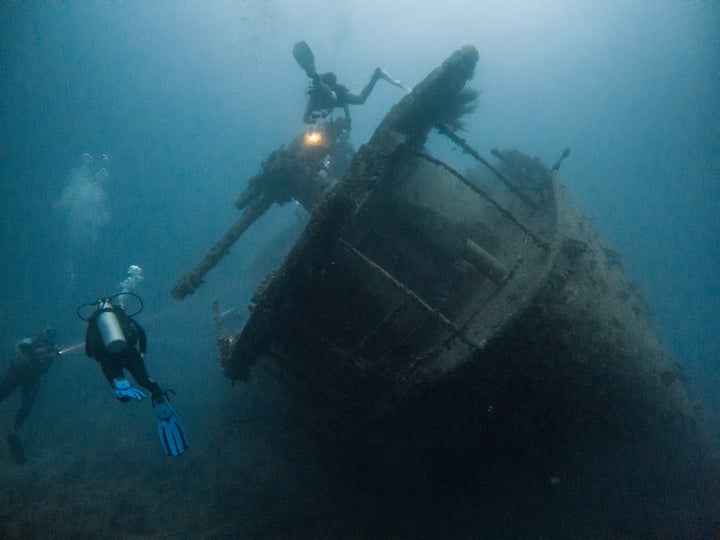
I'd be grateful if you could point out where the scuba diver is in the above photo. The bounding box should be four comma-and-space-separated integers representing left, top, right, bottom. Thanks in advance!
0, 327, 58, 464
293, 40, 410, 126
79, 293, 188, 457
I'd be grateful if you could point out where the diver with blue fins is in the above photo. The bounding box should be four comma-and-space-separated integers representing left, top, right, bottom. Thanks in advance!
78, 292, 188, 457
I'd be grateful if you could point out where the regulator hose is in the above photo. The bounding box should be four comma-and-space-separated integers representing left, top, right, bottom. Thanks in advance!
76, 292, 144, 321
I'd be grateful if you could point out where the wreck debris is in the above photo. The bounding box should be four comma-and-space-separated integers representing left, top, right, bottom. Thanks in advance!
172, 119, 352, 300
464, 238, 508, 284
550, 147, 571, 173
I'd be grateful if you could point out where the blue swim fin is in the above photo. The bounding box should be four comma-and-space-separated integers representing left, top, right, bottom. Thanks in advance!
152, 393, 188, 457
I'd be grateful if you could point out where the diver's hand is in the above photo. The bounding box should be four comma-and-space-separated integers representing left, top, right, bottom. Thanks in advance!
112, 378, 147, 401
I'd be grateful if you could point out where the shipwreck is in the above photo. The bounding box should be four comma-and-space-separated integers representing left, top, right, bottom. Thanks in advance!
173, 46, 719, 534
175, 46, 717, 534
177, 45, 694, 424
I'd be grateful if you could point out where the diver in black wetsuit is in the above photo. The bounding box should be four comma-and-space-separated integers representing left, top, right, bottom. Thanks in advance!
302, 68, 385, 125
0, 328, 58, 464
85, 300, 161, 400
293, 41, 409, 126
81, 295, 188, 456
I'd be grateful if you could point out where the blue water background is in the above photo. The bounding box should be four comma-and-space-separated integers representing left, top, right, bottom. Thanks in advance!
0, 1, 718, 535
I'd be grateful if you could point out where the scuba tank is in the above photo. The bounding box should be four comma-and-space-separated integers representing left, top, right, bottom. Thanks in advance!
95, 298, 126, 354
77, 293, 144, 355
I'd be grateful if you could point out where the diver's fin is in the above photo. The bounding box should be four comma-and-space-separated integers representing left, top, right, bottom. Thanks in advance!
7, 431, 26, 465
376, 68, 412, 92
293, 41, 317, 79
152, 393, 188, 457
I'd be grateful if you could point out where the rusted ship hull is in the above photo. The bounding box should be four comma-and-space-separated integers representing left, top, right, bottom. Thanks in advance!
209, 45, 718, 535
222, 46, 704, 432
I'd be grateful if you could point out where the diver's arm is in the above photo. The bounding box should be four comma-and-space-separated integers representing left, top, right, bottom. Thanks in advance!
15, 336, 51, 364
131, 318, 147, 355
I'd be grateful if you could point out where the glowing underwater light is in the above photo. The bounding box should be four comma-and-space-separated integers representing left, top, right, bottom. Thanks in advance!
304, 130, 323, 146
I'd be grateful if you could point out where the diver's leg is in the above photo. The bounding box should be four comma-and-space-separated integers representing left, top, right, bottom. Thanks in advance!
99, 357, 125, 387
125, 350, 162, 396
0, 369, 19, 403
347, 69, 382, 105
100, 357, 139, 402
2, 370, 31, 464
376, 68, 411, 92
13, 378, 39, 431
